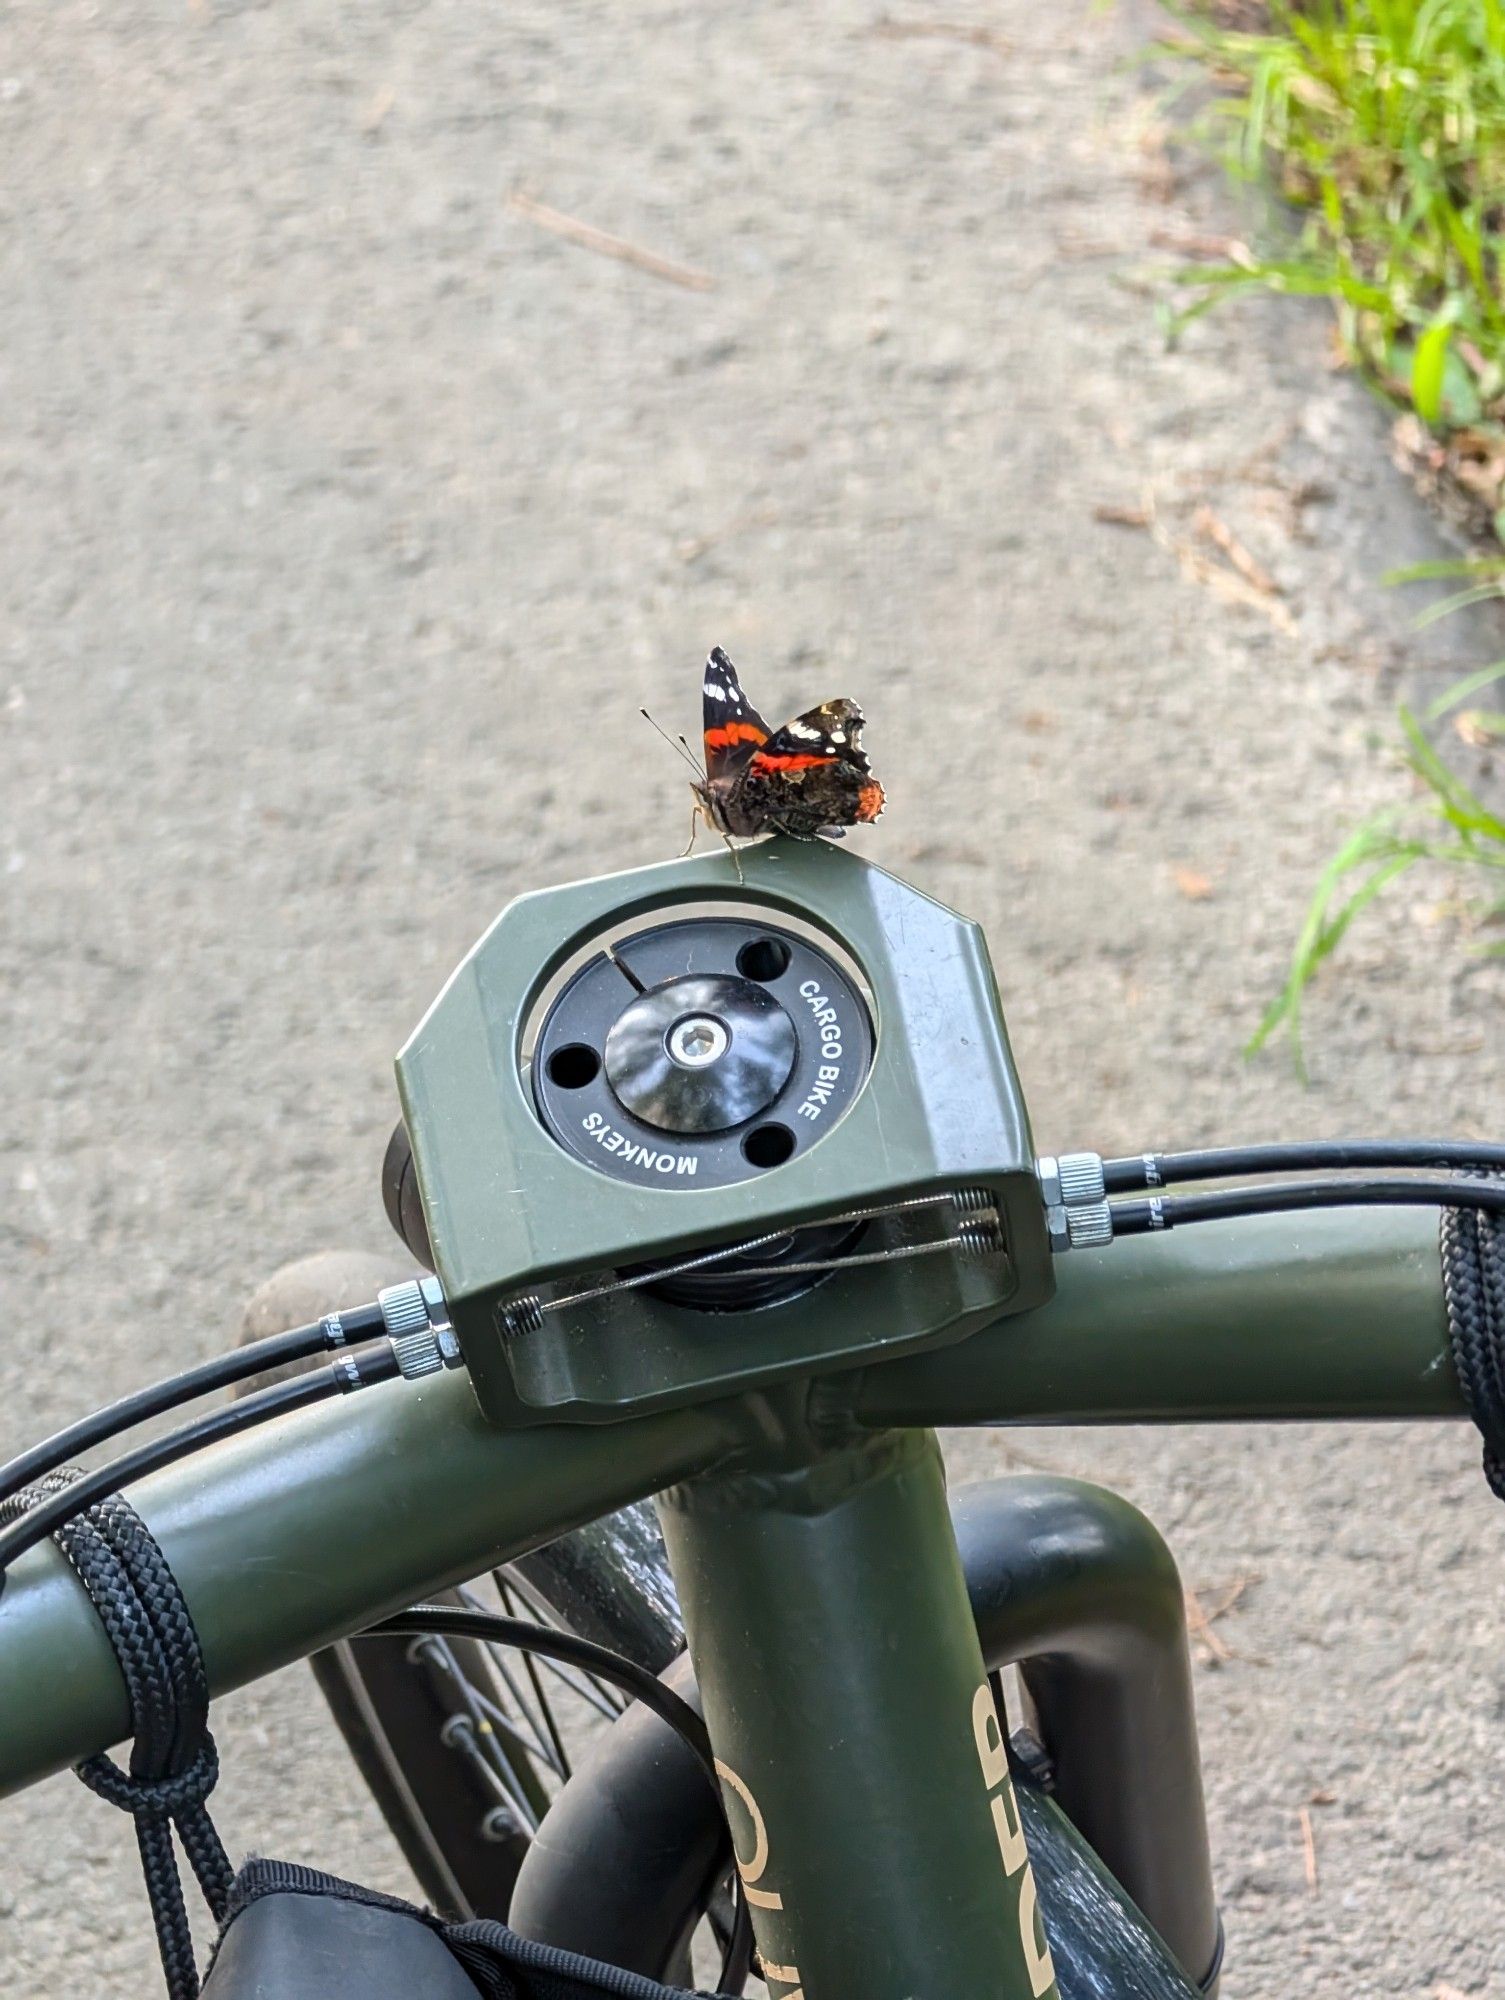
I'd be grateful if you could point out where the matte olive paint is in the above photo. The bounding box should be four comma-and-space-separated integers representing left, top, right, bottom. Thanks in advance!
0, 1370, 744, 1799
658, 1429, 1060, 2000
856, 1206, 1459, 1428
395, 839, 1050, 1424
0, 1212, 1458, 1800
511, 1474, 1218, 1993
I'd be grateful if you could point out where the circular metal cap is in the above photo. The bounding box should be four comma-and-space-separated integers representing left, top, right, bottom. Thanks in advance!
604, 973, 797, 1134
530, 916, 873, 1191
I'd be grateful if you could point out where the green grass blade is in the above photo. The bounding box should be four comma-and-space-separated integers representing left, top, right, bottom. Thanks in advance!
1246, 816, 1420, 1066
1424, 659, 1505, 718
1412, 315, 1455, 422
1399, 707, 1505, 840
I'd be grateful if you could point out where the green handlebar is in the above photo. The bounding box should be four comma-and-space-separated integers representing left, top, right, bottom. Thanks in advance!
0, 1376, 745, 1800
0, 1207, 1459, 1801
854, 1205, 1458, 1427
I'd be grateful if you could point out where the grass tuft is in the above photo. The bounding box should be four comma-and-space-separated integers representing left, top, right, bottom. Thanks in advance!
1248, 659, 1505, 1065
1158, 4, 1505, 1056
1164, 0, 1505, 538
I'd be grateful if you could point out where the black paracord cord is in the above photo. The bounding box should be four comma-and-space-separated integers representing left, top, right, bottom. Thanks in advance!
1441, 1175, 1505, 1499
371, 1605, 757, 1996
0, 1343, 412, 1995
0, 1473, 232, 2000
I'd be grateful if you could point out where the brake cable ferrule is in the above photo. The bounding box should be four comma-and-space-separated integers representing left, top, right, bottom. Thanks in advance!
1036, 1152, 1111, 1253
377, 1277, 462, 1381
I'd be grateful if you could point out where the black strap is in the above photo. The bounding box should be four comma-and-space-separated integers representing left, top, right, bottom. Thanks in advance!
0, 1472, 232, 1999
1442, 1179, 1505, 1499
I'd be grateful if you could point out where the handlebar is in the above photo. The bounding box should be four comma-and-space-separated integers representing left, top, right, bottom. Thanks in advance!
856, 1203, 1457, 1427
0, 1205, 1458, 1802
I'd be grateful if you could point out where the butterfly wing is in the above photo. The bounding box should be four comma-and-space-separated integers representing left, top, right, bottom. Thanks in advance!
735, 699, 885, 833
701, 647, 772, 783
755, 699, 872, 773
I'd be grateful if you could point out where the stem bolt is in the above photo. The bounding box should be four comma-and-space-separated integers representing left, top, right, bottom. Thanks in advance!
666, 1014, 731, 1069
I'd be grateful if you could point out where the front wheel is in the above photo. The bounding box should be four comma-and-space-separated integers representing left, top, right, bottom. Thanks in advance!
239, 1255, 733, 1984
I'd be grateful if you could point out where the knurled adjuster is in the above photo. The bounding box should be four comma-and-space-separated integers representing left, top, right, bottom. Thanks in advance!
378, 1277, 463, 1380
1037, 1152, 1112, 1254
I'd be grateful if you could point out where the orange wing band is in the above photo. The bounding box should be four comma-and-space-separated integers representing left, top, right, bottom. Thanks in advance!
704, 722, 768, 753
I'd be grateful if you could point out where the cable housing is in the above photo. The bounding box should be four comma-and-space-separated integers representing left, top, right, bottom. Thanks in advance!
1102, 1138, 1505, 1193
0, 1309, 385, 1514
1109, 1176, 1505, 1235
0, 1348, 401, 1584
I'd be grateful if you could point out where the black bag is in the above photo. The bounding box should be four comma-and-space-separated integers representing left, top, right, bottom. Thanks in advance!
201, 1859, 711, 2000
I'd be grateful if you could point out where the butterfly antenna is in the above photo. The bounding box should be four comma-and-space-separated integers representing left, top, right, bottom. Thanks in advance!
640, 707, 702, 774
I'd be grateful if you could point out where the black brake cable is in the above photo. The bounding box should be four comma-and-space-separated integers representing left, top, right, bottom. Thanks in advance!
0, 1306, 387, 1515
0, 1346, 403, 1586
370, 1604, 757, 1996
1102, 1138, 1505, 1193
1108, 1175, 1505, 1235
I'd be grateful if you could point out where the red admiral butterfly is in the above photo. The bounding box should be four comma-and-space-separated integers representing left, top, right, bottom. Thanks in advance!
686, 647, 885, 850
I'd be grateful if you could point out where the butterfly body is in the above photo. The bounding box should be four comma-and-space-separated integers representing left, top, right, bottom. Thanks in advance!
693, 648, 885, 843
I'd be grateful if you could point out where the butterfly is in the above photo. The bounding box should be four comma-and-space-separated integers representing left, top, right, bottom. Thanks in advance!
684, 647, 885, 852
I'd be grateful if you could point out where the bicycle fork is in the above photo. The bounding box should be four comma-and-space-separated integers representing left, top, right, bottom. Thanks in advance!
657, 1426, 1059, 2000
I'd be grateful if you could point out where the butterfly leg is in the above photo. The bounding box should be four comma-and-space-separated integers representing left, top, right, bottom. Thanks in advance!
717, 827, 745, 884
681, 798, 703, 858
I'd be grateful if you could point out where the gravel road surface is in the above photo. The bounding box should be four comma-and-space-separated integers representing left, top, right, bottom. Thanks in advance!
3, 4, 1504, 1994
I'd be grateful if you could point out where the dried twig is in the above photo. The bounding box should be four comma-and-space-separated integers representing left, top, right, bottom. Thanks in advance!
1186, 1574, 1262, 1666
1204, 1576, 1256, 1620
1298, 1806, 1318, 1893
1194, 504, 1281, 597
361, 85, 396, 135
869, 17, 1012, 52
1107, 473, 1300, 629
1150, 500, 1297, 636
508, 191, 715, 292
1183, 1587, 1232, 1663
1148, 227, 1251, 262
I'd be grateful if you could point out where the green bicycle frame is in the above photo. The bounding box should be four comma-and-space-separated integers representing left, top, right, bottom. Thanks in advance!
0, 1205, 1456, 1997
